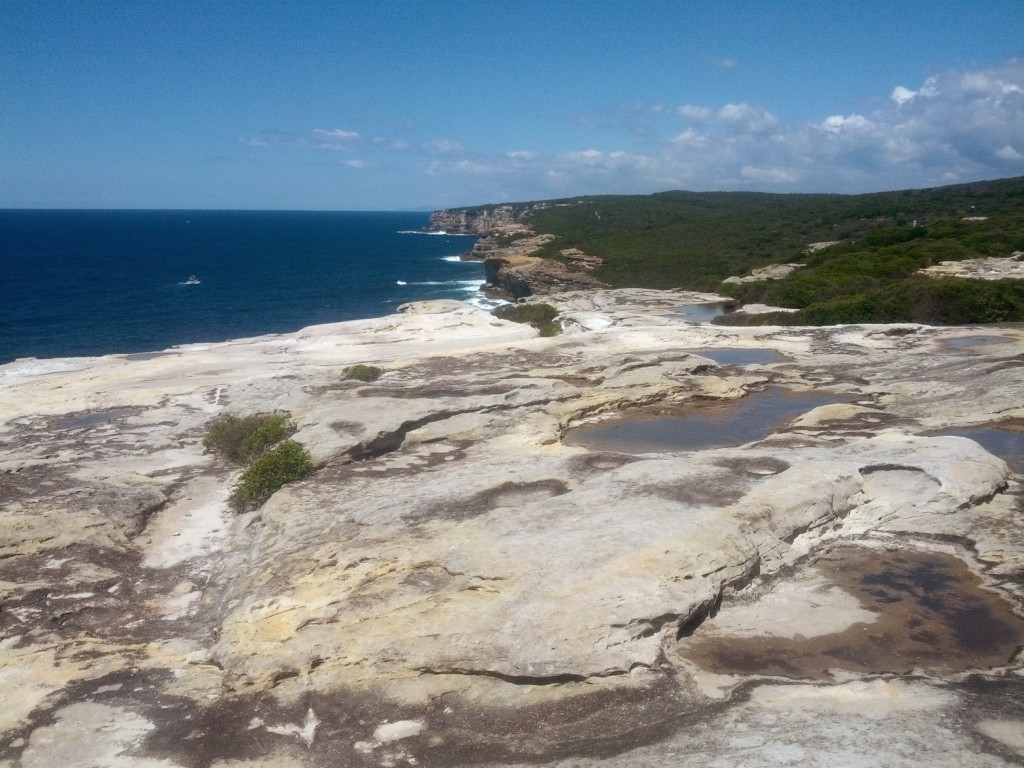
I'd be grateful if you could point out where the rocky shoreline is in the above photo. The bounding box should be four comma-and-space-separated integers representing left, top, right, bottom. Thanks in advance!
2, 289, 1024, 766
429, 204, 608, 299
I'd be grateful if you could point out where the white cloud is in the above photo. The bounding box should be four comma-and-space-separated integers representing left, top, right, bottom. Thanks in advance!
312, 128, 360, 147
563, 149, 607, 165
452, 159, 498, 174
677, 105, 714, 123
373, 137, 410, 151
670, 129, 707, 145
718, 103, 777, 133
260, 59, 1024, 199
344, 159, 368, 169
960, 72, 997, 94
821, 114, 872, 133
423, 139, 465, 156
639, 59, 1024, 192
741, 165, 797, 184
891, 86, 917, 105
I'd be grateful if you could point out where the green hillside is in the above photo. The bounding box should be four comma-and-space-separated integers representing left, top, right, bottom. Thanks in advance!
504, 176, 1024, 324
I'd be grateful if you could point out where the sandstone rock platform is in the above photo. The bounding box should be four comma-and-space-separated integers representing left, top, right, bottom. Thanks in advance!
2, 290, 1023, 767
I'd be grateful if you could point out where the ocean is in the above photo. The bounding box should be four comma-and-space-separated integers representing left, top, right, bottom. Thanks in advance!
0, 210, 486, 364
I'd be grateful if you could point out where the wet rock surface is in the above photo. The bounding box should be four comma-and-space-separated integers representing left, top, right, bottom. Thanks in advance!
1, 289, 1023, 767
678, 545, 1024, 677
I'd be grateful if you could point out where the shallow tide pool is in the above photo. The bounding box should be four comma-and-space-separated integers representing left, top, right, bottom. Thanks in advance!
684, 348, 782, 366
673, 303, 727, 323
564, 388, 838, 453
931, 425, 1024, 473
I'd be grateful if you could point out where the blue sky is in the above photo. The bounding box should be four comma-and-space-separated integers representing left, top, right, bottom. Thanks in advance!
2, 0, 1023, 209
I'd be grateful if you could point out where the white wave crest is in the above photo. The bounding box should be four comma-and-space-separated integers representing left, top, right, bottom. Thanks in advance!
397, 229, 475, 236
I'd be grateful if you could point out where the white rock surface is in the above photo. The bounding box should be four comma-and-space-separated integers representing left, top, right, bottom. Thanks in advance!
1, 291, 1023, 767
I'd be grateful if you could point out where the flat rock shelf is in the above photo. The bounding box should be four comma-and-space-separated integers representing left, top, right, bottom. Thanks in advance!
2, 288, 1024, 768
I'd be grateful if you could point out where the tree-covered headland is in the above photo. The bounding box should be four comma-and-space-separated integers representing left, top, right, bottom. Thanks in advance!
498, 176, 1024, 325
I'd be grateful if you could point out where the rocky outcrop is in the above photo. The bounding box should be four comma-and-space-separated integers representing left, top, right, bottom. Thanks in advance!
917, 251, 1024, 280
2, 291, 1024, 767
428, 204, 534, 235
481, 236, 606, 299
723, 262, 805, 284
431, 201, 607, 297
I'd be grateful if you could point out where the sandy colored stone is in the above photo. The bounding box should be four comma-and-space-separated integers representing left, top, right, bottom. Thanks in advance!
722, 262, 805, 283
918, 252, 1024, 280
1, 291, 1023, 766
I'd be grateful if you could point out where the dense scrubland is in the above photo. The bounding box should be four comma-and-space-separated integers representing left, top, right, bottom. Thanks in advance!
506, 176, 1024, 324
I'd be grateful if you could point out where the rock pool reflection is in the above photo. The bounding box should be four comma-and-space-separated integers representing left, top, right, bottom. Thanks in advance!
673, 303, 726, 322
945, 335, 1013, 349
931, 424, 1024, 473
564, 388, 838, 453
683, 348, 782, 366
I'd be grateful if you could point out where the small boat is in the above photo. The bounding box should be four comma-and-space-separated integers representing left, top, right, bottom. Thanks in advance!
184, 275, 201, 285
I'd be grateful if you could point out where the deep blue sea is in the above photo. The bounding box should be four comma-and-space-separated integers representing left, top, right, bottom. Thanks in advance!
0, 210, 485, 364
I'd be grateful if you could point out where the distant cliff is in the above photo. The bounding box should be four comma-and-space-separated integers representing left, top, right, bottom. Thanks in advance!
428, 204, 534, 235
429, 202, 605, 298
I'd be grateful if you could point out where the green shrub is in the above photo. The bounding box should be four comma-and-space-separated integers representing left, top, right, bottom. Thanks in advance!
470, 176, 1024, 292
345, 364, 384, 382
862, 226, 928, 247
203, 412, 296, 463
493, 302, 561, 336
726, 277, 1024, 326
228, 440, 313, 512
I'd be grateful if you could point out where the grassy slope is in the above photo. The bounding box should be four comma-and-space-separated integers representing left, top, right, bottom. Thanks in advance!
497, 176, 1024, 324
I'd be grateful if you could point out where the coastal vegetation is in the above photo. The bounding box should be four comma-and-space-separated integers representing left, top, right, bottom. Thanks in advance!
493, 302, 561, 336
718, 220, 1024, 325
485, 176, 1024, 325
345, 363, 384, 382
203, 411, 312, 511
202, 412, 297, 463
228, 440, 313, 512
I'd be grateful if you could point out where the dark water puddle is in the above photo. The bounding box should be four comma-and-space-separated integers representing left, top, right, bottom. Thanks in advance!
673, 303, 726, 323
564, 388, 838, 453
681, 547, 1024, 678
930, 424, 1024, 473
945, 335, 1012, 349
684, 348, 782, 366
51, 407, 143, 430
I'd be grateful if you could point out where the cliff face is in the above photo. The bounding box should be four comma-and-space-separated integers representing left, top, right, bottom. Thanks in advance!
481, 240, 606, 299
428, 204, 532, 235
431, 203, 606, 298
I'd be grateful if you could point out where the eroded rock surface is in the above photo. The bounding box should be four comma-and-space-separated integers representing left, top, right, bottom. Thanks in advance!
479, 236, 606, 299
2, 290, 1023, 767
918, 252, 1024, 280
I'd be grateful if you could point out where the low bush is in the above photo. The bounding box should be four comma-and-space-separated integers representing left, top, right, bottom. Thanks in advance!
204, 411, 312, 512
519, 177, 1024, 290
345, 364, 384, 382
228, 440, 313, 512
202, 412, 296, 463
725, 277, 1024, 326
493, 302, 561, 336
